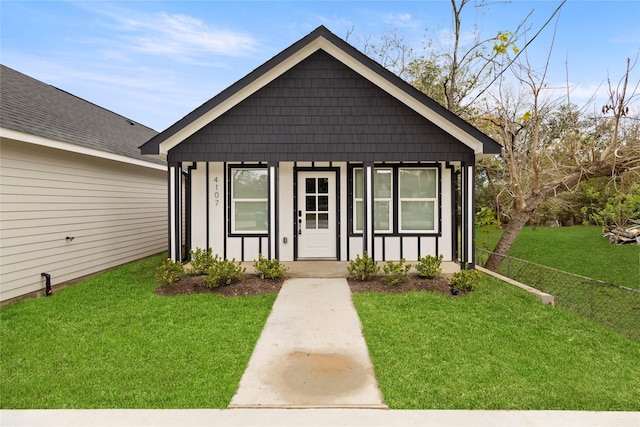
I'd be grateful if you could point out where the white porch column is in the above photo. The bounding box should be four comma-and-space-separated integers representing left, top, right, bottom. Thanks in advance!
268, 162, 278, 259
363, 162, 374, 259
461, 163, 475, 268
168, 164, 182, 262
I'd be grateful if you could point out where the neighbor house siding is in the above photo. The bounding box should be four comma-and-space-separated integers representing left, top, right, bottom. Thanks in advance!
0, 138, 167, 302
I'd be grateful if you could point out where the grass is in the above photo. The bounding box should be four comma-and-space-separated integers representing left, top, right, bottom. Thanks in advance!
0, 254, 276, 409
476, 225, 640, 289
3, 249, 639, 410
354, 276, 640, 410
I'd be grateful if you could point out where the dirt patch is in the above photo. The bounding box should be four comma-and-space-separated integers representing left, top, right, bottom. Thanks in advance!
156, 273, 460, 297
279, 351, 368, 397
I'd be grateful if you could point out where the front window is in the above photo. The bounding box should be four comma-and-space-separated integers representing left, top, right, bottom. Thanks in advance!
399, 168, 437, 232
353, 168, 393, 233
352, 166, 438, 234
231, 168, 268, 234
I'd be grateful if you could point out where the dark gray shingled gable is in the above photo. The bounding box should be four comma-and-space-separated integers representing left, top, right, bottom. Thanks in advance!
142, 25, 501, 159
1, 65, 162, 165
169, 50, 475, 163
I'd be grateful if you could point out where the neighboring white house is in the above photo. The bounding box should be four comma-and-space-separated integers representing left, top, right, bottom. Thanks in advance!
0, 65, 167, 304
141, 27, 501, 267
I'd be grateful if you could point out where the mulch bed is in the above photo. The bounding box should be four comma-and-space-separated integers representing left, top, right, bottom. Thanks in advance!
347, 275, 455, 295
155, 274, 285, 297
155, 274, 460, 297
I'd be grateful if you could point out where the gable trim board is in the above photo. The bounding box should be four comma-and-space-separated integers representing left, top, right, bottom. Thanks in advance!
141, 26, 500, 267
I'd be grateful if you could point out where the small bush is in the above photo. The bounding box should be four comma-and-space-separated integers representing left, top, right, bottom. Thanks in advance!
156, 258, 184, 287
415, 254, 443, 278
475, 206, 501, 227
381, 259, 411, 286
204, 257, 245, 288
253, 255, 288, 279
450, 269, 482, 292
188, 247, 215, 275
347, 252, 380, 281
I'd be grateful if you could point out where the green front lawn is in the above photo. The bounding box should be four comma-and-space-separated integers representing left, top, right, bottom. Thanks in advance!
3, 254, 639, 410
476, 225, 639, 289
0, 254, 276, 409
354, 276, 640, 410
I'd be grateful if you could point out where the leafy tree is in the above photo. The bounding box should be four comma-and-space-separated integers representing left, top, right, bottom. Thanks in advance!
589, 183, 640, 228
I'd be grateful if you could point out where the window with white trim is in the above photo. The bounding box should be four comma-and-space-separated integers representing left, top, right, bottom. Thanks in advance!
353, 168, 393, 233
399, 168, 437, 232
352, 166, 438, 234
231, 168, 268, 234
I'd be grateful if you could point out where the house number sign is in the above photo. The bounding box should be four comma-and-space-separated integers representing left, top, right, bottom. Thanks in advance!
213, 176, 220, 206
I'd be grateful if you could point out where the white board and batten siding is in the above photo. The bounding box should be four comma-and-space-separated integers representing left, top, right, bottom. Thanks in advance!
187, 161, 455, 263
0, 138, 167, 303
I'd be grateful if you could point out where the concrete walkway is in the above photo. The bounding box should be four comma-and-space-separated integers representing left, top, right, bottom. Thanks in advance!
229, 278, 386, 408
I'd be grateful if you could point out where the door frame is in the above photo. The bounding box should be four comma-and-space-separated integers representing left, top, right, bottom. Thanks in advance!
293, 167, 340, 260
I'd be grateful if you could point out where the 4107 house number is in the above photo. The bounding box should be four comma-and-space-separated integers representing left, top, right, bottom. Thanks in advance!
213, 176, 220, 206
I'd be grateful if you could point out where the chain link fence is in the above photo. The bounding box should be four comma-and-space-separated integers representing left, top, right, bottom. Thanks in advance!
476, 248, 640, 342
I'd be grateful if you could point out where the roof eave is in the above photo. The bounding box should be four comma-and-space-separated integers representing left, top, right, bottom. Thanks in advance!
2, 127, 167, 171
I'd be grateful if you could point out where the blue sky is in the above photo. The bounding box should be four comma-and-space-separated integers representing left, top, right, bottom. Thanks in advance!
2, 1, 639, 131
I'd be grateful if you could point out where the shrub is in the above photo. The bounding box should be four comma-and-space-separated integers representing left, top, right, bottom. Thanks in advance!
588, 183, 640, 228
450, 269, 482, 292
381, 259, 411, 286
347, 252, 380, 281
204, 257, 245, 288
156, 258, 184, 287
475, 206, 501, 227
188, 247, 215, 275
253, 255, 288, 279
415, 254, 443, 278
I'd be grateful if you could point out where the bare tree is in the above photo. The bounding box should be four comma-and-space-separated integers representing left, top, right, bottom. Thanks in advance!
362, 0, 522, 114
484, 56, 640, 271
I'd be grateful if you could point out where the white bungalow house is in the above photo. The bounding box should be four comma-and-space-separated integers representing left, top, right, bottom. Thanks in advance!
0, 65, 167, 303
140, 26, 500, 268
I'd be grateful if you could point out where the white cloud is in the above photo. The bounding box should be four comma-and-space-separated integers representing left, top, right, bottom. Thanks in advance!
71, 3, 259, 63
117, 12, 257, 58
384, 12, 419, 29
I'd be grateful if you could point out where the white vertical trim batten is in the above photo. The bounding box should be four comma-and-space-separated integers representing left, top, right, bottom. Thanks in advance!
466, 165, 474, 265
169, 166, 177, 261
365, 164, 374, 258
269, 165, 277, 259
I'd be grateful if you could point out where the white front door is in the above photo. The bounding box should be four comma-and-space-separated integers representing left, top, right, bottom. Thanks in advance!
296, 171, 337, 259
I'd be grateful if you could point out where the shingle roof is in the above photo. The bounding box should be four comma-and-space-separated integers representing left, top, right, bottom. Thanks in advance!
1, 65, 163, 165
141, 25, 501, 157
